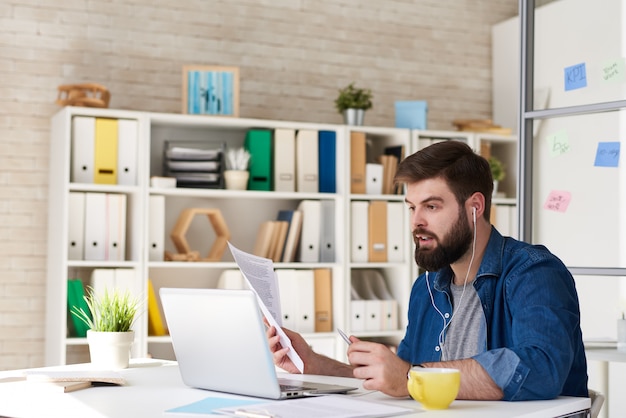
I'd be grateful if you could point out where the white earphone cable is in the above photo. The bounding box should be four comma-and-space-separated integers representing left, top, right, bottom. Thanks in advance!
425, 208, 478, 349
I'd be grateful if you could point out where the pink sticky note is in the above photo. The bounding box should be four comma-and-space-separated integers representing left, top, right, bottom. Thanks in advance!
543, 190, 572, 213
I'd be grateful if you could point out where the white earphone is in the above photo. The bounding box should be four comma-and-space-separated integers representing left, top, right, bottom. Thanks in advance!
472, 206, 476, 225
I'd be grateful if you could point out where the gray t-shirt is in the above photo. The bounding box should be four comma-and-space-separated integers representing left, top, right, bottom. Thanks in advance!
441, 283, 487, 361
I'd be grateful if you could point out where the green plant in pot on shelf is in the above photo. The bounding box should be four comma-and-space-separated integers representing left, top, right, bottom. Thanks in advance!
334, 82, 373, 126
488, 156, 506, 196
71, 287, 142, 369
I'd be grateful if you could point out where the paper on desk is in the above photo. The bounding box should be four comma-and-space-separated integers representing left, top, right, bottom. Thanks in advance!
165, 396, 263, 415
215, 395, 413, 418
227, 242, 304, 373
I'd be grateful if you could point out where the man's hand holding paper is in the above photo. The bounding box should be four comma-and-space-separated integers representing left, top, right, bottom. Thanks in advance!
227, 242, 304, 373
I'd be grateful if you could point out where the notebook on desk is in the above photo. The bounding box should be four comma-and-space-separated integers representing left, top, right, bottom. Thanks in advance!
160, 287, 358, 399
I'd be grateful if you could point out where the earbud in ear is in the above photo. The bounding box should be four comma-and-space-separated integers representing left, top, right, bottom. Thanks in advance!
472, 207, 477, 224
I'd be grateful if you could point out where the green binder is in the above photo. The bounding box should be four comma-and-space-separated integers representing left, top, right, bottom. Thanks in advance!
67, 279, 91, 338
244, 129, 272, 191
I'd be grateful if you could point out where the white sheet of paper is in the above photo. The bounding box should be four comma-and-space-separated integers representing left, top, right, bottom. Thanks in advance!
227, 242, 304, 373
215, 394, 413, 418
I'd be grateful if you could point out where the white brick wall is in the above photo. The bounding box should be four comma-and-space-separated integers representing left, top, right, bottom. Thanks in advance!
0, 0, 517, 370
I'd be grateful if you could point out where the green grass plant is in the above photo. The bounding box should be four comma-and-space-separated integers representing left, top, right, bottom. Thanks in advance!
71, 287, 141, 332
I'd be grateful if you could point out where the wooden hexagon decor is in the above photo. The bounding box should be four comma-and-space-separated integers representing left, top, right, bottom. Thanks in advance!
169, 208, 230, 261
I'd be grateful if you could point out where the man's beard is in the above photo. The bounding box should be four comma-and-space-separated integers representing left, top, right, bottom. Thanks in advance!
413, 210, 473, 272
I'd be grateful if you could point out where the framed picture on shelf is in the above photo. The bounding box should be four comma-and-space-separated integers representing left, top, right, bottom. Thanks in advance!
182, 65, 240, 117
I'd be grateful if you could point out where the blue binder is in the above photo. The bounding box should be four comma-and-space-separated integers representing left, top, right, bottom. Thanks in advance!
318, 130, 336, 193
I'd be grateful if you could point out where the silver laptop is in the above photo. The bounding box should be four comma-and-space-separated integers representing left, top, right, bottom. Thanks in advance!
160, 287, 357, 399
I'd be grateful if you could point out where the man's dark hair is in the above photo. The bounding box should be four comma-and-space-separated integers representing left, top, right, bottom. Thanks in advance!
394, 141, 494, 219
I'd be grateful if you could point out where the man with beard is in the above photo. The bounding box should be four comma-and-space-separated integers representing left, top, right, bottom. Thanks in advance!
267, 140, 588, 401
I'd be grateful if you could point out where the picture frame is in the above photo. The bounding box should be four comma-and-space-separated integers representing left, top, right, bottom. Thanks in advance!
182, 65, 240, 117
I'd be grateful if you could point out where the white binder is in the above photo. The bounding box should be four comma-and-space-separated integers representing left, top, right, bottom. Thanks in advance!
274, 128, 296, 192
276, 269, 297, 330
350, 285, 366, 332
386, 201, 405, 263
295, 269, 315, 333
114, 268, 139, 298
90, 268, 116, 298
106, 193, 126, 261
319, 200, 335, 262
297, 200, 321, 262
365, 163, 383, 195
149, 195, 165, 262
363, 269, 398, 331
83, 192, 107, 261
71, 116, 95, 183
352, 270, 382, 332
350, 201, 369, 263
295, 130, 319, 193
67, 192, 85, 260
217, 270, 247, 290
116, 119, 138, 186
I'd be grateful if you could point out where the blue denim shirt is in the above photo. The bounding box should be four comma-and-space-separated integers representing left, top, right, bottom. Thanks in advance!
397, 227, 588, 400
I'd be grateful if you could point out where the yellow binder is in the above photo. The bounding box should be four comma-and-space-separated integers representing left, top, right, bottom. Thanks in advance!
94, 118, 118, 184
147, 279, 167, 336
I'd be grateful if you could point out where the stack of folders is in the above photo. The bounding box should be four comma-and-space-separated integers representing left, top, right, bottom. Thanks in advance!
163, 141, 224, 189
269, 128, 337, 193
350, 269, 398, 332
68, 192, 127, 262
216, 268, 333, 334
251, 200, 335, 263
350, 131, 404, 195
252, 209, 302, 263
350, 200, 405, 263
71, 116, 139, 186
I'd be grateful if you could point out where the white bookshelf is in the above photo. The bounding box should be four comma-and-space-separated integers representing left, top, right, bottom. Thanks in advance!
46, 107, 520, 366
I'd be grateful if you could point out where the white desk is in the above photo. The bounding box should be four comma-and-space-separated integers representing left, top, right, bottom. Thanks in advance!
0, 360, 590, 418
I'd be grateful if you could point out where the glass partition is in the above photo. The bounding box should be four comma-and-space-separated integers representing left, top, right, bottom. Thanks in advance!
532, 0, 626, 111
531, 110, 626, 268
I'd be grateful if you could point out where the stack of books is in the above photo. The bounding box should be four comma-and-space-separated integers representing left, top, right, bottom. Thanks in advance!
252, 209, 303, 263
163, 141, 224, 188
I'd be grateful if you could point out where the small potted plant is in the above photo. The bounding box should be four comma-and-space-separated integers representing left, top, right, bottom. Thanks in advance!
488, 156, 506, 196
224, 147, 251, 190
334, 82, 373, 125
71, 287, 142, 369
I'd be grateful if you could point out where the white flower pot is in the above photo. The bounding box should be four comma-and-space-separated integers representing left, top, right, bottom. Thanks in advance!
224, 170, 249, 190
87, 330, 135, 369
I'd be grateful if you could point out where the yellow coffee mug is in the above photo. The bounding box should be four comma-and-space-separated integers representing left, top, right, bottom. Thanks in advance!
407, 367, 460, 410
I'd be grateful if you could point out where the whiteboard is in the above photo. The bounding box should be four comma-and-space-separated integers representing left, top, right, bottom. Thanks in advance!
532, 110, 626, 267
529, 0, 626, 268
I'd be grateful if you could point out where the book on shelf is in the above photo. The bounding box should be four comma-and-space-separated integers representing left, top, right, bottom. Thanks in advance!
269, 220, 289, 262
383, 145, 403, 194
281, 210, 302, 263
378, 154, 398, 195
252, 221, 276, 258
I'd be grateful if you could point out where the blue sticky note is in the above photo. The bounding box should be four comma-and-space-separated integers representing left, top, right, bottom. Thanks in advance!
564, 63, 587, 91
166, 397, 261, 414
594, 142, 620, 167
